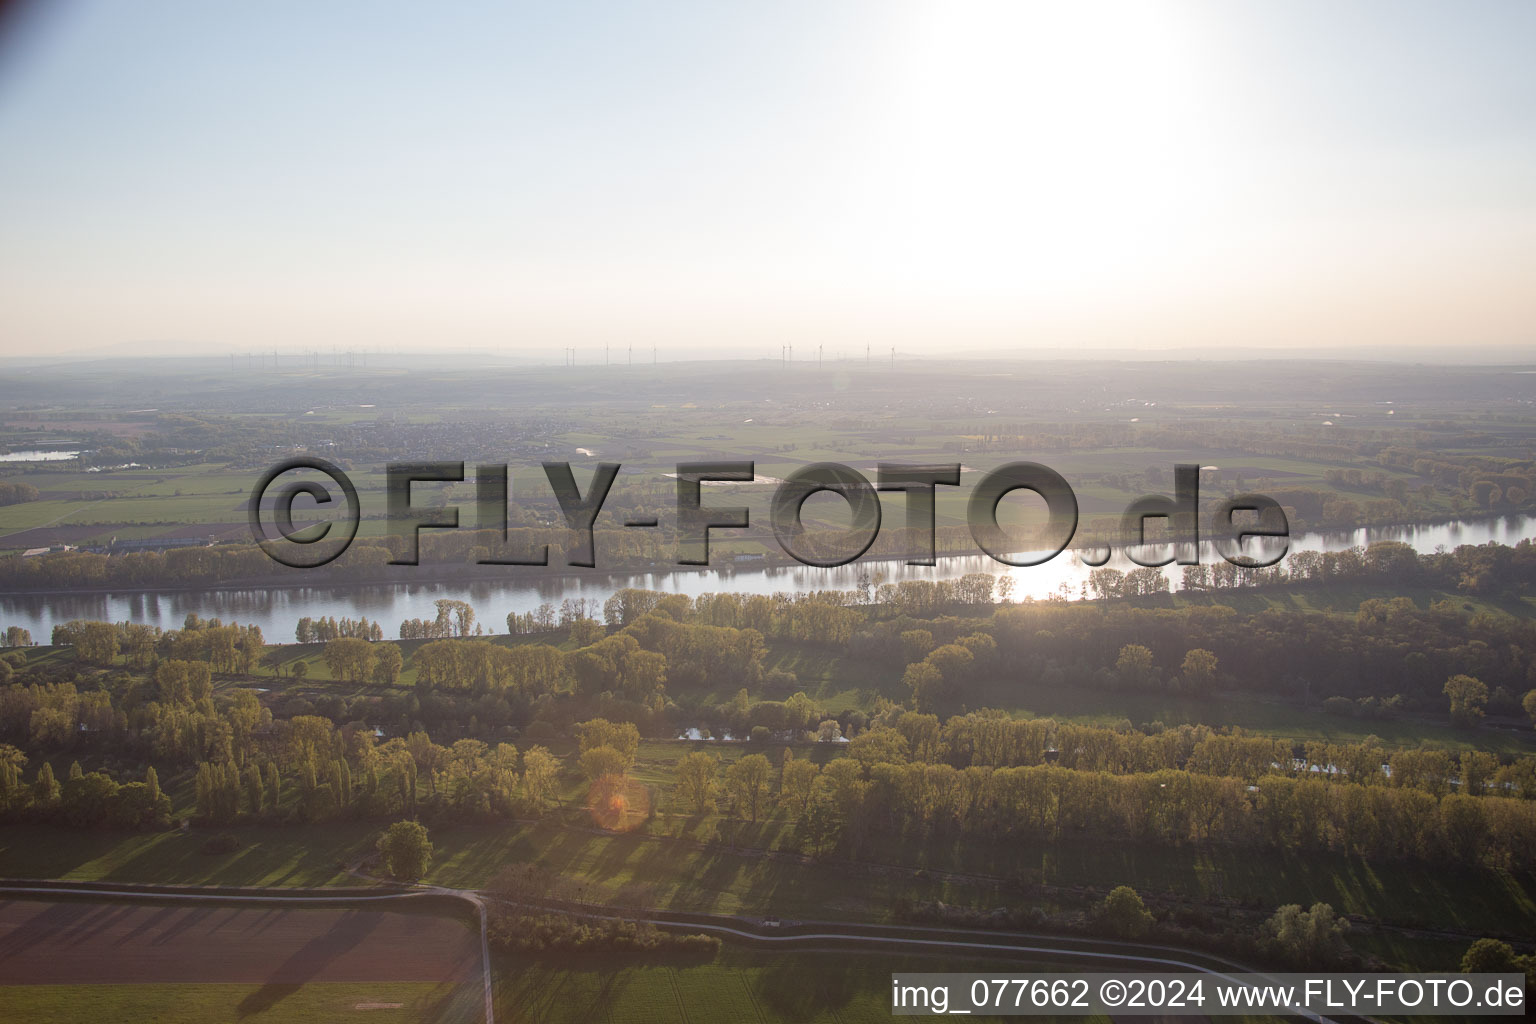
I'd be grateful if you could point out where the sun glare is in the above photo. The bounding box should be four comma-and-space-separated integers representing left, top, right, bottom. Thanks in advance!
882, 1, 1213, 298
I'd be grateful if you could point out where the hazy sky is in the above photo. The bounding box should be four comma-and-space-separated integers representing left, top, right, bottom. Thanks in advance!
1, 0, 1533, 359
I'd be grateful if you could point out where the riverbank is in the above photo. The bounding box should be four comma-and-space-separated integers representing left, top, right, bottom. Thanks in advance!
3, 514, 1533, 640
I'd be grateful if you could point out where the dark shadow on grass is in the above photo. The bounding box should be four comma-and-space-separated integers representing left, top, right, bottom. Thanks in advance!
494, 954, 638, 1024
0, 824, 143, 880
754, 958, 860, 1022
97, 822, 377, 887
234, 909, 382, 1018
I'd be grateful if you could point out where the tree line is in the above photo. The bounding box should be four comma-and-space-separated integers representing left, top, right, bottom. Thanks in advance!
666, 726, 1536, 873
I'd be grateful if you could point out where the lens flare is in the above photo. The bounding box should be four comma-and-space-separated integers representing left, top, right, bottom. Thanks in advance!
586, 774, 652, 832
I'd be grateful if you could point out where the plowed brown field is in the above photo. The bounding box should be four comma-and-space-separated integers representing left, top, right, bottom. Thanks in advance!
0, 900, 477, 985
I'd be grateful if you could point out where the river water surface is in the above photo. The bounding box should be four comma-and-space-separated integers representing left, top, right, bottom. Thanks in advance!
2, 515, 1532, 640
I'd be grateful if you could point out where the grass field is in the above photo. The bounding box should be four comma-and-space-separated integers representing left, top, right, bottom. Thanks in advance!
0, 361, 1477, 551
0, 983, 465, 1023
4, 807, 1529, 947
430, 817, 1536, 939
0, 821, 372, 888
491, 949, 1298, 1023
0, 955, 1287, 1024
493, 950, 1120, 1024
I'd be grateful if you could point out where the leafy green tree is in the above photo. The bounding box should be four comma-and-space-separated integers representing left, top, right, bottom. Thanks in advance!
434, 599, 476, 637
243, 763, 264, 814
1522, 689, 1536, 729
1266, 902, 1350, 967
958, 632, 997, 666
112, 777, 171, 829
574, 719, 640, 765
0, 744, 25, 811
153, 659, 210, 704
237, 626, 264, 674
779, 755, 819, 817
323, 637, 374, 682
372, 644, 404, 686
903, 661, 948, 713
74, 622, 119, 666
798, 792, 841, 856
848, 727, 909, 767
569, 617, 604, 645
1116, 644, 1159, 689
727, 753, 773, 823
1088, 567, 1125, 599
1180, 649, 1218, 693
28, 706, 74, 748
1461, 938, 1519, 973
926, 644, 974, 682
521, 746, 560, 807
263, 761, 282, 811
377, 820, 432, 881
673, 751, 719, 814
412, 640, 465, 690
566, 635, 665, 700
1444, 674, 1489, 727
1102, 886, 1154, 938
60, 770, 120, 827
899, 629, 934, 663
195, 761, 240, 823
723, 688, 751, 733
578, 745, 628, 782
33, 761, 59, 806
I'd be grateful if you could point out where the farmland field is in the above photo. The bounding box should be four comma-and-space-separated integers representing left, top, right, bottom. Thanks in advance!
0, 898, 483, 1022
0, 983, 464, 1024
0, 899, 480, 985
492, 951, 1109, 1024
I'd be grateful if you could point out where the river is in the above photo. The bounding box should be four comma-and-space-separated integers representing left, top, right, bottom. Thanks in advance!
2, 515, 1532, 641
